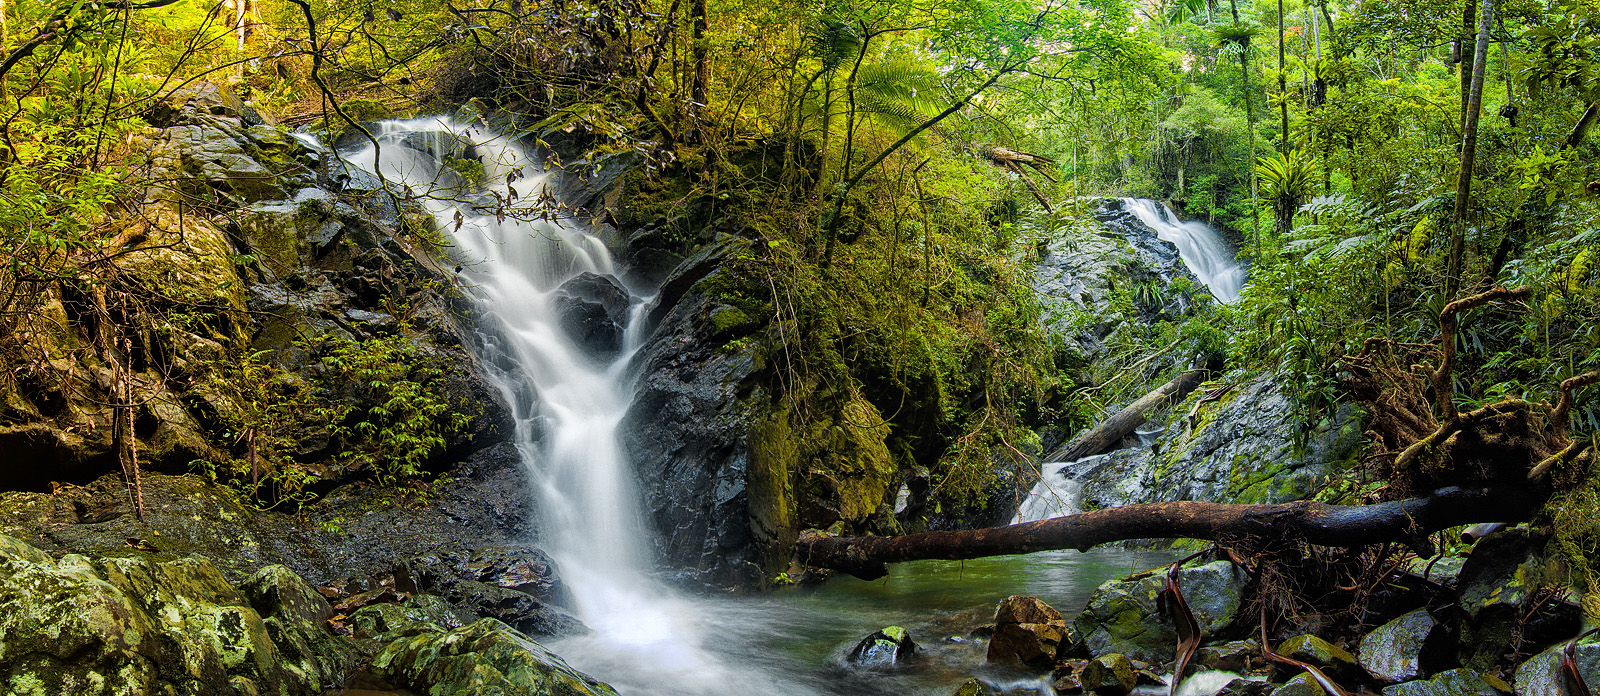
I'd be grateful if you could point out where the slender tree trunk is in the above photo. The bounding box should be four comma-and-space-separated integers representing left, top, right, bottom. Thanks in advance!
1229, 0, 1262, 255
690, 0, 708, 109
1459, 0, 1478, 132
1446, 0, 1497, 300
1278, 0, 1289, 144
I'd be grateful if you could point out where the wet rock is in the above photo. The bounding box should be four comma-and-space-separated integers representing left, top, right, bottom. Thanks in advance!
371, 618, 618, 695
1454, 527, 1561, 671
953, 678, 998, 696
1197, 640, 1261, 672
552, 271, 631, 356
346, 595, 473, 638
848, 625, 918, 666
405, 548, 583, 638
1359, 609, 1455, 683
987, 596, 1070, 667
1216, 678, 1273, 696
1273, 635, 1361, 683
1270, 673, 1325, 696
1072, 561, 1249, 663
0, 534, 336, 694
1514, 633, 1600, 696
0, 444, 534, 589
1381, 668, 1501, 696
1075, 370, 1362, 510
621, 241, 766, 591
1078, 653, 1138, 695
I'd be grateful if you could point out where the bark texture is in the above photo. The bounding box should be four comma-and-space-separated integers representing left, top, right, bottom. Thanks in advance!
1042, 368, 1208, 464
795, 486, 1542, 580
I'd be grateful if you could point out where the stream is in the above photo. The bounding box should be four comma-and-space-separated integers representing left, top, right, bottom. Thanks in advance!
343, 118, 1181, 695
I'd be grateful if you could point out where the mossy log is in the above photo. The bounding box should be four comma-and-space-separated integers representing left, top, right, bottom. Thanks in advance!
795, 486, 1543, 580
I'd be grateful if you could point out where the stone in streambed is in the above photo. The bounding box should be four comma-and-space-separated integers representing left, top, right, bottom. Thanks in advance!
1359, 609, 1455, 683
987, 595, 1071, 667
1071, 560, 1249, 663
1215, 678, 1273, 696
1077, 653, 1138, 695
1270, 673, 1325, 696
1381, 668, 1502, 696
0, 534, 336, 694
1272, 634, 1361, 683
1197, 640, 1261, 672
848, 625, 918, 666
371, 618, 618, 695
1514, 633, 1600, 696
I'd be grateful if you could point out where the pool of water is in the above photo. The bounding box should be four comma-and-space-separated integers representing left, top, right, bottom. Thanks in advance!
551, 548, 1176, 696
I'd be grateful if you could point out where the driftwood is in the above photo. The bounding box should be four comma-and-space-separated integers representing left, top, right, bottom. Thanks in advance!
1042, 368, 1208, 464
795, 486, 1542, 580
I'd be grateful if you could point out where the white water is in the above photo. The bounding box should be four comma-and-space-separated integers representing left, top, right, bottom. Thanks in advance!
342, 117, 768, 694
339, 120, 1199, 695
1121, 198, 1247, 304
1011, 461, 1083, 523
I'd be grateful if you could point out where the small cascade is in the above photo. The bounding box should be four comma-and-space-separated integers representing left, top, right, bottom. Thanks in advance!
1013, 455, 1105, 523
1121, 198, 1247, 303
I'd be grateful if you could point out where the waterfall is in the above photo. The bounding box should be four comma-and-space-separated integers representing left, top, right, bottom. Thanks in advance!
1121, 198, 1246, 304
1011, 461, 1083, 524
343, 118, 752, 694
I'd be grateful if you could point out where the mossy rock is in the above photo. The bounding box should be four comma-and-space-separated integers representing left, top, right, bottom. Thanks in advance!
0, 534, 335, 695
371, 618, 618, 695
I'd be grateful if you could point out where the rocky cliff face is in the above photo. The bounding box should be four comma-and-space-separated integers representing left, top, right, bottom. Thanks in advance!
1032, 198, 1360, 510
1069, 370, 1362, 509
0, 85, 510, 493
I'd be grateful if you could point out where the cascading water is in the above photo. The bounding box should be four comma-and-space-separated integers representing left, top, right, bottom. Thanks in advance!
1015, 200, 1246, 525
342, 117, 756, 694
339, 118, 1182, 695
1121, 198, 1247, 304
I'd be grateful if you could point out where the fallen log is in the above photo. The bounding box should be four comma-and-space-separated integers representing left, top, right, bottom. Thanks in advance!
795, 486, 1543, 580
1042, 367, 1208, 463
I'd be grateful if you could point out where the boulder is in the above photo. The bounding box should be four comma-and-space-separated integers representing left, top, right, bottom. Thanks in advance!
988, 596, 1071, 667
0, 534, 336, 694
1453, 528, 1572, 670
953, 678, 998, 696
552, 272, 631, 356
1071, 560, 1249, 663
1270, 673, 1325, 696
621, 248, 768, 591
1197, 640, 1261, 672
1273, 635, 1361, 683
1381, 668, 1501, 696
1216, 678, 1273, 696
1514, 633, 1600, 696
1077, 653, 1138, 695
371, 618, 618, 695
1359, 609, 1455, 683
848, 626, 918, 666
405, 550, 584, 638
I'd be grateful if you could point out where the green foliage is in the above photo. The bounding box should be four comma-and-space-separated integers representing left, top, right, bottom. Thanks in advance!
311, 330, 475, 486
196, 352, 319, 510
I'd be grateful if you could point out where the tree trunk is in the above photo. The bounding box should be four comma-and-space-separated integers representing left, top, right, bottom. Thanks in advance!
1041, 368, 1207, 464
1446, 0, 1497, 300
796, 486, 1543, 580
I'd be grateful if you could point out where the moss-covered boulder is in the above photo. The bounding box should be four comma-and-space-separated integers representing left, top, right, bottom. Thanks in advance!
371, 618, 617, 695
1272, 635, 1361, 683
1358, 609, 1454, 684
1070, 560, 1249, 663
1381, 669, 1503, 696
1514, 633, 1600, 696
0, 534, 340, 695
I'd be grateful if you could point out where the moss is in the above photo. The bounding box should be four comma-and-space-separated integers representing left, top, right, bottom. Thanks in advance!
747, 393, 799, 580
